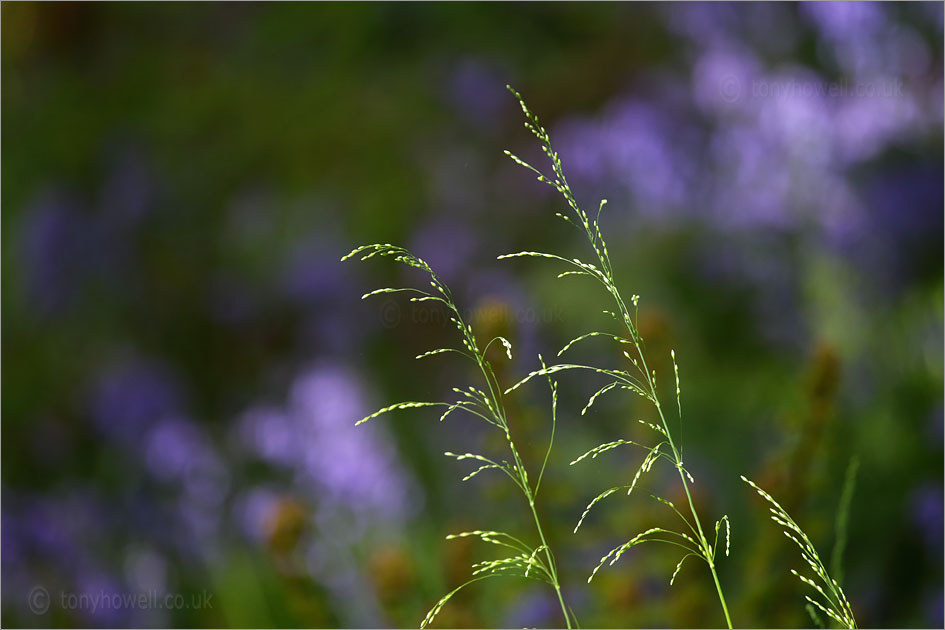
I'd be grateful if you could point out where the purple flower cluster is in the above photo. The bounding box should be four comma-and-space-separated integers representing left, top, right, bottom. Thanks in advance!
911, 483, 944, 555
89, 358, 182, 444
1, 488, 170, 627
20, 189, 97, 314
585, 6, 933, 232
536, 3, 940, 350
234, 364, 418, 627
237, 363, 418, 531
87, 352, 233, 552
19, 147, 156, 317
447, 59, 510, 132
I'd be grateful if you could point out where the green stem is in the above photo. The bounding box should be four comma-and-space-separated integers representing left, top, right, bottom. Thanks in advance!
529, 498, 572, 629
603, 276, 731, 628
603, 277, 734, 628
680, 459, 732, 628
710, 559, 733, 628
644, 348, 733, 629
509, 92, 728, 628
465, 318, 573, 629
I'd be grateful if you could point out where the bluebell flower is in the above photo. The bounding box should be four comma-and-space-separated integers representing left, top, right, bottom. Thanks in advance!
664, 2, 742, 48
232, 486, 282, 542
88, 358, 182, 444
447, 58, 509, 131
281, 237, 365, 355
505, 589, 559, 628
72, 569, 129, 627
238, 405, 297, 467
802, 2, 884, 45
144, 417, 229, 543
910, 484, 943, 553
20, 188, 90, 314
409, 217, 478, 284
290, 365, 416, 524
145, 417, 221, 483
237, 364, 418, 529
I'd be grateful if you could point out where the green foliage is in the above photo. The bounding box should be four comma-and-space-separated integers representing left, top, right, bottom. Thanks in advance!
830, 457, 860, 586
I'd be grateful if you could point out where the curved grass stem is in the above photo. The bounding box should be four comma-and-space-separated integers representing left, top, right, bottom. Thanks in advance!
502, 85, 733, 628
346, 244, 575, 628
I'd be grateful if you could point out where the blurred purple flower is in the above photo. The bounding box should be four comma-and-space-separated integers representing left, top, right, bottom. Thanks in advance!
2, 489, 116, 607
804, 3, 933, 84
237, 364, 418, 527
910, 484, 943, 553
16, 494, 88, 562
282, 238, 364, 354
691, 46, 761, 114
145, 417, 220, 483
540, 8, 939, 331
803, 3, 888, 79
555, 98, 696, 220
802, 2, 884, 44
73, 570, 129, 627
123, 548, 167, 594
866, 165, 944, 248
238, 405, 297, 466
283, 245, 347, 306
145, 417, 229, 542
408, 217, 478, 283
1, 509, 21, 568
89, 358, 182, 443
554, 117, 608, 184
233, 486, 281, 542
664, 2, 741, 48
122, 494, 199, 560
709, 124, 790, 230
607, 100, 692, 213
447, 59, 508, 130
291, 365, 415, 522
505, 589, 558, 628
757, 68, 833, 163
856, 164, 945, 289
20, 189, 90, 314
304, 536, 384, 627
20, 150, 159, 317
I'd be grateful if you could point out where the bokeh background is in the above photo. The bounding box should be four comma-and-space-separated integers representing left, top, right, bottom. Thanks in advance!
2, 3, 943, 628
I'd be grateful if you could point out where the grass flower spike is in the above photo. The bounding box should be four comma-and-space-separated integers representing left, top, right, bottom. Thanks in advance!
342, 244, 576, 628
500, 86, 734, 628
741, 476, 858, 629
